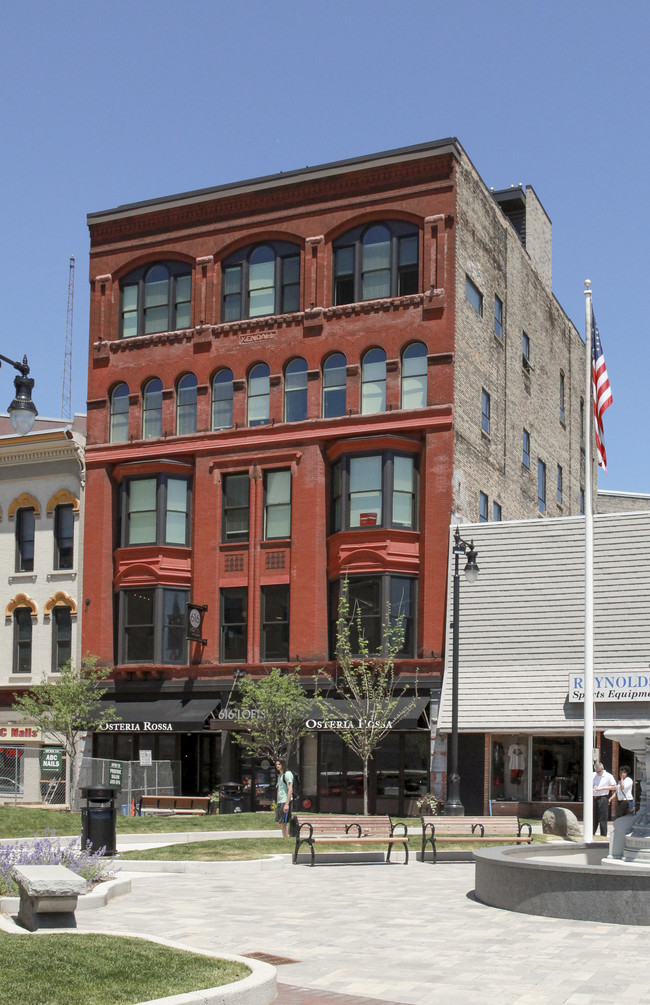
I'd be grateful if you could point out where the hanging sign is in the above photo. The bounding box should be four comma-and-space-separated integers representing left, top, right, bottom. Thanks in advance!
40, 747, 63, 773
186, 603, 208, 643
108, 760, 124, 787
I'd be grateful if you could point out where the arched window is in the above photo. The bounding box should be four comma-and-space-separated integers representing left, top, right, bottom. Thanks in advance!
109, 383, 130, 442
248, 363, 270, 427
222, 241, 300, 321
284, 358, 308, 422
176, 373, 197, 435
142, 378, 163, 439
120, 261, 191, 337
322, 352, 347, 418
401, 342, 428, 409
212, 368, 234, 430
333, 221, 419, 305
361, 348, 386, 414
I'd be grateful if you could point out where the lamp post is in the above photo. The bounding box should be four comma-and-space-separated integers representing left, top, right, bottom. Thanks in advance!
0, 354, 38, 434
444, 526, 480, 816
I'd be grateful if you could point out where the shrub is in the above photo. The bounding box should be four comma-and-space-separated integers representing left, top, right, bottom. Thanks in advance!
0, 829, 120, 896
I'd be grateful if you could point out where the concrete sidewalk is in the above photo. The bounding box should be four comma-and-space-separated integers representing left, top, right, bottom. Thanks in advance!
74, 840, 650, 1004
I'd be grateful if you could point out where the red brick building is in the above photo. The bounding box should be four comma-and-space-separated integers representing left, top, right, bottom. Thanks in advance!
83, 139, 585, 812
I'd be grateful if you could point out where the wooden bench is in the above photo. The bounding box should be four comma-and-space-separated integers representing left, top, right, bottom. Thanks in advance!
421, 815, 533, 863
293, 814, 409, 866
136, 795, 211, 816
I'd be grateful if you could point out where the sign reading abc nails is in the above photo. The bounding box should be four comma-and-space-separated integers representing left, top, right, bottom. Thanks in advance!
186, 603, 208, 643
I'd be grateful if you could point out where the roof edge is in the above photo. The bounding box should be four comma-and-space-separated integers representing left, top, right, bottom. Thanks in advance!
87, 138, 462, 225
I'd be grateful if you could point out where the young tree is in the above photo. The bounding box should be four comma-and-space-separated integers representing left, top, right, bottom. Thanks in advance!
315, 579, 418, 814
11, 655, 117, 807
232, 667, 311, 763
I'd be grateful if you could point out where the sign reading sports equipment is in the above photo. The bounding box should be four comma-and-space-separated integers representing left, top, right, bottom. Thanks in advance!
568, 673, 650, 702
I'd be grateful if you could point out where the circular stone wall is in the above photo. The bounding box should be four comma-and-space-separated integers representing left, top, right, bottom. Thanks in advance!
474, 843, 650, 926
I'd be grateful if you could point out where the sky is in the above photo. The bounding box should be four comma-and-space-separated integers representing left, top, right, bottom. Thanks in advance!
1, 0, 648, 493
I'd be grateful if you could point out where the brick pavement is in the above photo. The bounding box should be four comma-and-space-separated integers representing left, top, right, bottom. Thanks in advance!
72, 841, 650, 1004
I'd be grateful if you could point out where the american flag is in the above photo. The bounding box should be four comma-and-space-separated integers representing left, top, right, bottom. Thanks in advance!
592, 312, 612, 471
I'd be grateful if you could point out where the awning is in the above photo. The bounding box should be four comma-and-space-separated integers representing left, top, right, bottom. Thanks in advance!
305, 697, 431, 730
100, 699, 219, 733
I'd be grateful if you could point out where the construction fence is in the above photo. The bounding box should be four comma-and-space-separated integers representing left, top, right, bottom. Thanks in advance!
0, 745, 67, 806
74, 757, 181, 813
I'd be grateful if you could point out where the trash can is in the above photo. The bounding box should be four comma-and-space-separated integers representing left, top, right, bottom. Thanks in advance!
80, 785, 117, 856
219, 782, 244, 814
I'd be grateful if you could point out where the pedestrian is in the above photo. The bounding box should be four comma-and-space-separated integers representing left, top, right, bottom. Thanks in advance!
275, 758, 293, 838
592, 761, 616, 836
609, 764, 635, 818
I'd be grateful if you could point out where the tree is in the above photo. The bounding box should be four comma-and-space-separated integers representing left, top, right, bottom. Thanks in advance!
12, 655, 117, 807
232, 667, 311, 764
315, 579, 418, 814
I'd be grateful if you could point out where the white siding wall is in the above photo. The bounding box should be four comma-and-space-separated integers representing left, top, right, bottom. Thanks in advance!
438, 513, 650, 732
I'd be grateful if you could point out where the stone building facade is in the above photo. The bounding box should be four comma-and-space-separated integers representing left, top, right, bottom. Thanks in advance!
81, 139, 588, 811
0, 414, 86, 803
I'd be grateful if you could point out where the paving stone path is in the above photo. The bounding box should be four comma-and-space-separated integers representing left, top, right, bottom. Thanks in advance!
73, 843, 650, 1005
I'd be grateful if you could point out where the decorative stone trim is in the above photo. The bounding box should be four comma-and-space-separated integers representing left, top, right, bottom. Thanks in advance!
8, 493, 40, 519
44, 591, 77, 616
46, 488, 79, 515
6, 593, 37, 617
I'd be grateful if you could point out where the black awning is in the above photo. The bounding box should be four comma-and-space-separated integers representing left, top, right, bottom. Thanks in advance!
101, 698, 219, 733
305, 696, 430, 730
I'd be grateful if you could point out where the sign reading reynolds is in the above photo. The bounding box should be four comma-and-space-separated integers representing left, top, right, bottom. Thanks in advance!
569, 673, 650, 702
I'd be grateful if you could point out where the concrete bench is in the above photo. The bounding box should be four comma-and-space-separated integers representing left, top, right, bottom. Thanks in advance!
11, 864, 86, 931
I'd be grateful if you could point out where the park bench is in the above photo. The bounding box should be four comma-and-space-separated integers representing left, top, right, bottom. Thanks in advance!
11, 864, 86, 931
136, 794, 211, 816
293, 814, 409, 866
421, 815, 533, 863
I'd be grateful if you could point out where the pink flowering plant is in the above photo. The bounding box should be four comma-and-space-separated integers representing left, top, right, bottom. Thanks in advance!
0, 828, 120, 896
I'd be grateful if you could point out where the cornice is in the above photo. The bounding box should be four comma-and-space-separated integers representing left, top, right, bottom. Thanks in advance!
89, 154, 456, 247
85, 405, 453, 469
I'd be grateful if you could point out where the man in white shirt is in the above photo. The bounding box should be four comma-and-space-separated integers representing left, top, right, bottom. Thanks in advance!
592, 762, 616, 836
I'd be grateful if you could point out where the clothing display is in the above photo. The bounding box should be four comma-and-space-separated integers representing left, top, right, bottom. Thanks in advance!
507, 742, 526, 784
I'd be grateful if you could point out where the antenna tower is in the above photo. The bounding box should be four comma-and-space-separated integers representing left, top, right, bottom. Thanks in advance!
61, 255, 75, 420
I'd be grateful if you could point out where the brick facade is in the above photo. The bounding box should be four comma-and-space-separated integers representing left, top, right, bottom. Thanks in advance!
81, 139, 587, 808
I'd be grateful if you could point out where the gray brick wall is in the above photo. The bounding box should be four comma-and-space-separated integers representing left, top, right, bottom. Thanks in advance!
452, 153, 590, 524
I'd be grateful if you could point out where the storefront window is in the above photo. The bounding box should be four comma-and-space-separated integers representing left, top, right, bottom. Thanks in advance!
531, 736, 582, 803
490, 734, 529, 804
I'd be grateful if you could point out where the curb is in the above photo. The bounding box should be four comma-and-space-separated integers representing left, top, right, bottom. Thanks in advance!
0, 875, 131, 915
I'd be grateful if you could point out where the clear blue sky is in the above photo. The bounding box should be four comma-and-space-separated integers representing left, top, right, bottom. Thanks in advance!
1, 1, 647, 492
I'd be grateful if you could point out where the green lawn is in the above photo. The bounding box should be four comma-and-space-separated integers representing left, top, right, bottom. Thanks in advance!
0, 932, 248, 1005
0, 806, 277, 839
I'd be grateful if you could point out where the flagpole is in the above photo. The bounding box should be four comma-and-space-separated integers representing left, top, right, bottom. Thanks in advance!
583, 279, 595, 841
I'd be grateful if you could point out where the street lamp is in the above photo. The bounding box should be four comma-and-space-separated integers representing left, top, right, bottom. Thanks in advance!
0, 354, 38, 435
444, 526, 480, 816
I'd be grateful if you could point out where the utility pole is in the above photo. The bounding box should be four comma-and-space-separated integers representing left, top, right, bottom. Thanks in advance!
61, 255, 75, 420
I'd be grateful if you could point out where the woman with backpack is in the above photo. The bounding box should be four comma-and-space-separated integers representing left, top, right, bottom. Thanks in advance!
275, 759, 293, 838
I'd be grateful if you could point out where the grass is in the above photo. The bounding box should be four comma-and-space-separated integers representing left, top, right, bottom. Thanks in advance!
121, 833, 547, 861
0, 806, 277, 839
0, 932, 248, 1005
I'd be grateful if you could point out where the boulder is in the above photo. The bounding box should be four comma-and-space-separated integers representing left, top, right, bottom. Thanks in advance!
542, 806, 582, 839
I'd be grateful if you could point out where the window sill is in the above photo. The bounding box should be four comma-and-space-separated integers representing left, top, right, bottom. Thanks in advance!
481, 429, 491, 441
47, 571, 77, 582
9, 573, 37, 584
